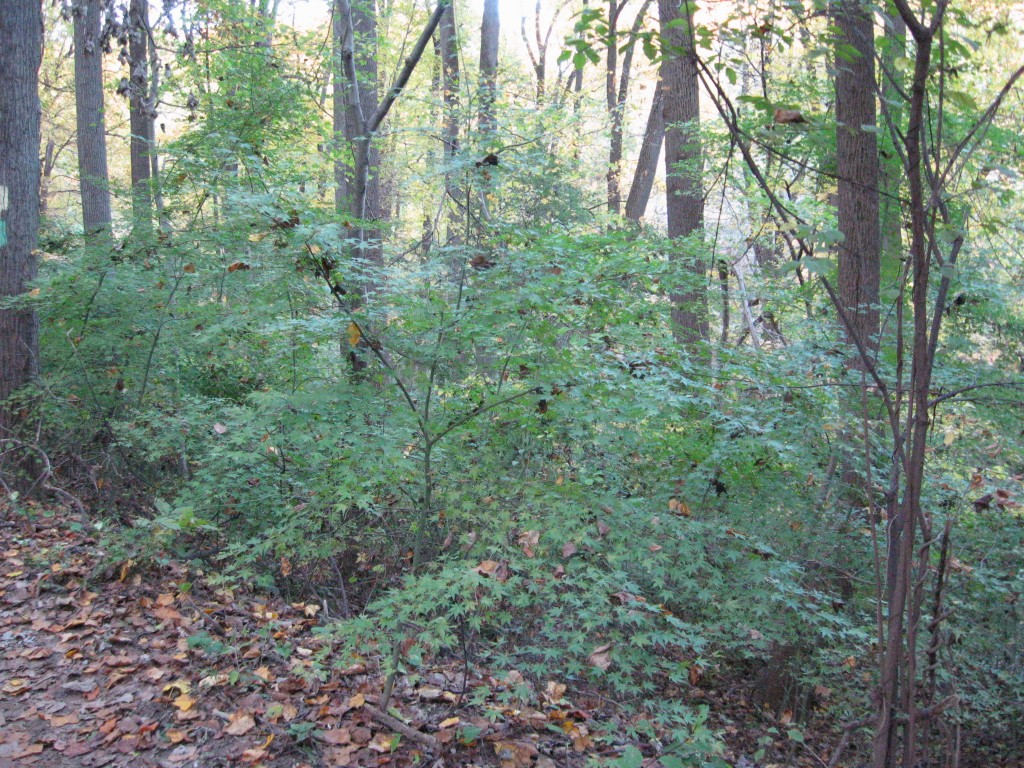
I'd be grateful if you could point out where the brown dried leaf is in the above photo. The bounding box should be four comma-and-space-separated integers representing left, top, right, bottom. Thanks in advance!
588, 644, 612, 671
224, 712, 256, 736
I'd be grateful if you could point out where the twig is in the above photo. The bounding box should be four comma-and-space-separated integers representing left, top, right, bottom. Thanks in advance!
364, 704, 440, 750
828, 717, 872, 768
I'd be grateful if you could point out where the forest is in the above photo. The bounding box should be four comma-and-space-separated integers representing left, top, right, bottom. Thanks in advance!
0, 0, 1022, 766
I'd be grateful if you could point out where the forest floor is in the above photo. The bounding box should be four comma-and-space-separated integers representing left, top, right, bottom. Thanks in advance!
0, 503, 897, 768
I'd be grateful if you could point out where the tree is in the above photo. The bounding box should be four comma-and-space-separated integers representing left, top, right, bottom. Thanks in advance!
0, 0, 42, 433
606, 0, 654, 215
127, 0, 153, 229
624, 72, 663, 222
72, 0, 112, 241
436, 1, 462, 248
478, 0, 500, 138
833, 0, 880, 366
659, 0, 706, 347
334, 0, 384, 242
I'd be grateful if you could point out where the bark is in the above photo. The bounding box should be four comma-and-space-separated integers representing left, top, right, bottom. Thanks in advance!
334, 0, 384, 251
608, 0, 654, 215
833, 0, 881, 366
879, 10, 906, 276
0, 0, 43, 431
659, 0, 706, 348
605, 0, 620, 213
624, 78, 664, 222
478, 0, 499, 137
438, 3, 460, 162
128, 0, 153, 228
73, 0, 112, 241
437, 2, 462, 247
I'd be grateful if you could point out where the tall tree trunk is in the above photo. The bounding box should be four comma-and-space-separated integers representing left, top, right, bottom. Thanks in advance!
334, 0, 383, 269
73, 0, 112, 241
833, 0, 880, 365
0, 0, 42, 434
605, 0, 620, 213
659, 0, 706, 348
879, 9, 906, 281
437, 2, 462, 248
624, 78, 664, 222
128, 0, 153, 229
478, 0, 499, 138
607, 0, 654, 215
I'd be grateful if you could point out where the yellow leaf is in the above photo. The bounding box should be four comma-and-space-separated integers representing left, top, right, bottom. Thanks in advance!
347, 322, 361, 347
254, 666, 272, 682
173, 693, 196, 712
163, 679, 191, 696
348, 693, 365, 709
439, 717, 460, 728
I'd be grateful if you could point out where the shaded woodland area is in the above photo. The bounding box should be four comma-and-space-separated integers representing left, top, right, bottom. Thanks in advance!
1, 0, 1023, 766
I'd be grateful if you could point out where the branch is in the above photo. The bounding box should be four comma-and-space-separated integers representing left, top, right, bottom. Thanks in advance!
367, 1, 449, 133
927, 381, 1024, 409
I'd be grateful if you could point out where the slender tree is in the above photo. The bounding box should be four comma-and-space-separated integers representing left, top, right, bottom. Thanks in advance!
659, 0, 706, 347
624, 79, 664, 222
606, 0, 654, 215
0, 0, 43, 433
73, 0, 112, 241
127, 0, 153, 228
478, 0, 499, 138
436, 1, 463, 251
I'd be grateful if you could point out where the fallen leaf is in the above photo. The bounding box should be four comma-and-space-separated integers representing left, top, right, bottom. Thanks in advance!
320, 728, 351, 746
588, 644, 612, 671
165, 728, 189, 744
224, 712, 256, 736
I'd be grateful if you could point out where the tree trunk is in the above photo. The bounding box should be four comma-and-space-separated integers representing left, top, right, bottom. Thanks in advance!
608, 0, 654, 216
605, 0, 620, 214
478, 0, 499, 138
879, 9, 906, 280
437, 2, 462, 250
659, 0, 706, 348
128, 0, 153, 229
334, 0, 384, 269
624, 68, 664, 222
73, 0, 112, 241
833, 0, 880, 365
0, 0, 42, 432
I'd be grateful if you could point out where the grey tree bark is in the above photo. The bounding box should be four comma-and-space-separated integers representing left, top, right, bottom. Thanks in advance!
606, 0, 654, 215
624, 78, 663, 222
0, 0, 43, 432
128, 0, 153, 229
334, 0, 384, 268
658, 0, 706, 348
437, 2, 462, 247
73, 0, 112, 241
833, 0, 880, 366
478, 0, 499, 138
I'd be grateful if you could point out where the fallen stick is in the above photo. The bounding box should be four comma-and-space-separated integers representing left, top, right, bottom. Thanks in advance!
364, 704, 440, 751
